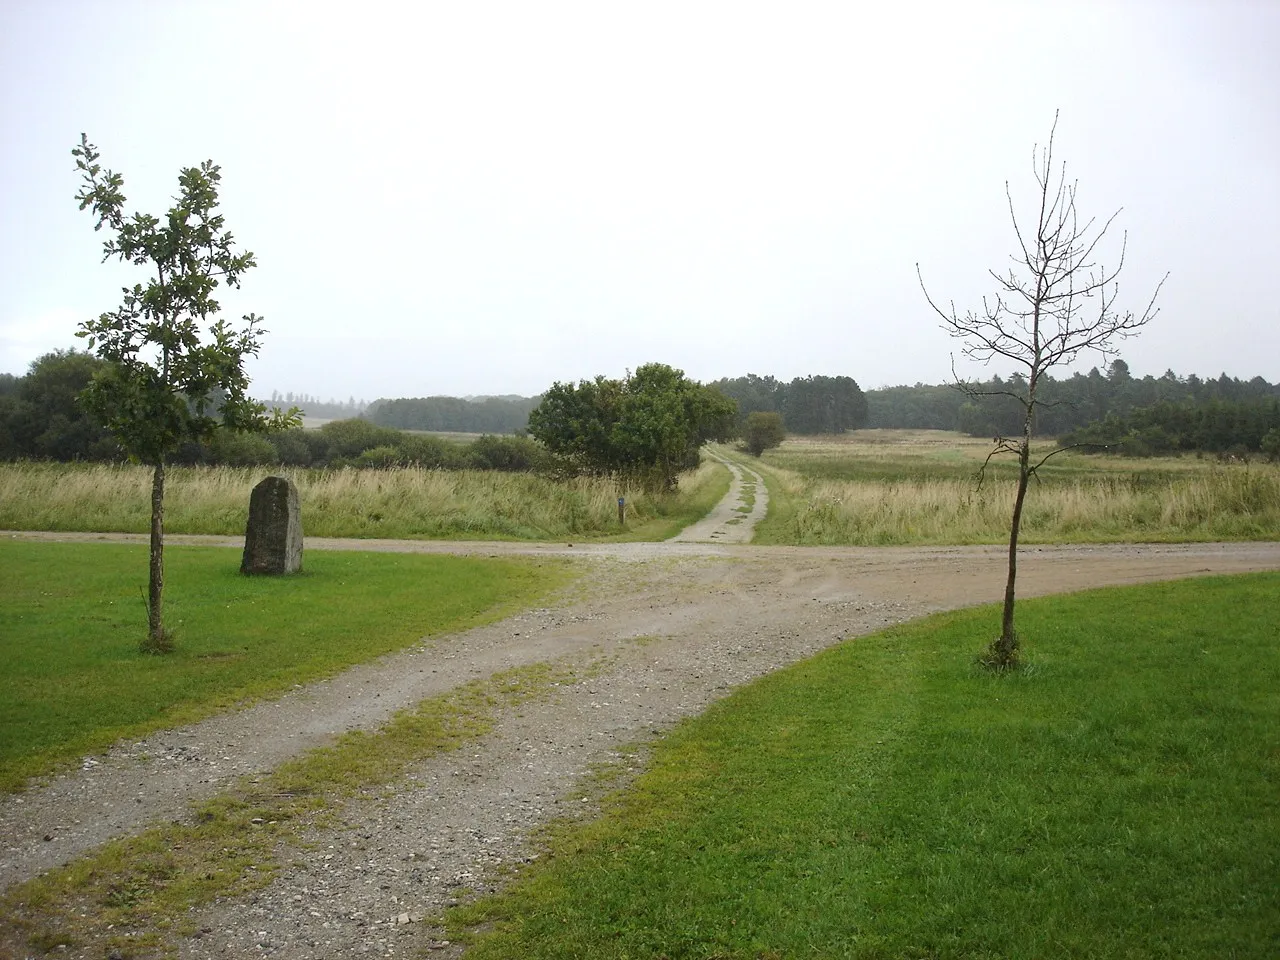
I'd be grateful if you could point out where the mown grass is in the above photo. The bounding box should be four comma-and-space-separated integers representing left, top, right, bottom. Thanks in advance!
743, 431, 1280, 544
449, 574, 1280, 959
0, 459, 729, 542
0, 540, 571, 791
1, 660, 586, 957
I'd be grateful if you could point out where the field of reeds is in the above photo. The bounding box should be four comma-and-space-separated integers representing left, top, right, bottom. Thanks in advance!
744, 430, 1280, 545
0, 460, 729, 542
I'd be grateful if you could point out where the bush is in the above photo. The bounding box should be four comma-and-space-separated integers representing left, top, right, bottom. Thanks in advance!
1262, 428, 1280, 462
466, 434, 548, 472
206, 429, 277, 466
268, 428, 320, 467
356, 445, 407, 469
319, 418, 404, 460
395, 434, 466, 469
743, 411, 786, 456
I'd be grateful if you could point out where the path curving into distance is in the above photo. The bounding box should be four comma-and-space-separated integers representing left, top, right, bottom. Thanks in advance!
669, 450, 768, 544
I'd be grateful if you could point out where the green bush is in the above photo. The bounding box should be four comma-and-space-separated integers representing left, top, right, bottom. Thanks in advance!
395, 434, 467, 469
1262, 428, 1280, 462
267, 428, 317, 466
206, 429, 276, 466
743, 410, 786, 456
466, 434, 548, 472
319, 418, 403, 460
355, 445, 406, 469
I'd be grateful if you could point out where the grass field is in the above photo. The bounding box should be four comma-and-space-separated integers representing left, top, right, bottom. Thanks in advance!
449, 574, 1280, 958
0, 459, 729, 542
0, 540, 571, 791
742, 430, 1280, 545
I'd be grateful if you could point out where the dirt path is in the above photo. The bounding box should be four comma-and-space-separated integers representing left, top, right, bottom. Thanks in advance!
670, 452, 767, 543
3, 517, 1280, 957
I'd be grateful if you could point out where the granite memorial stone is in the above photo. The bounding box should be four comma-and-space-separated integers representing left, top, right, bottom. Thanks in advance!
241, 475, 303, 574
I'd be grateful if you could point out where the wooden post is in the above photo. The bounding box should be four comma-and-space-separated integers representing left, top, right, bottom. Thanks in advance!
617, 496, 625, 526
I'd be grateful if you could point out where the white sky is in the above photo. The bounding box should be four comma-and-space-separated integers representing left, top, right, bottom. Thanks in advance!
2, 0, 1277, 401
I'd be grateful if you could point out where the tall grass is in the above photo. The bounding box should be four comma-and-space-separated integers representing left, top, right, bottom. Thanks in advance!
0, 460, 727, 541
746, 432, 1280, 545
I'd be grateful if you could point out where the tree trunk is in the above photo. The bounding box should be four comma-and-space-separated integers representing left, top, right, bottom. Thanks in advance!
994, 441, 1031, 668
144, 460, 170, 653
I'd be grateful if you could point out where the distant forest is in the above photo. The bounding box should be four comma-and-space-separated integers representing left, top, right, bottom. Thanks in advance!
866, 360, 1280, 455
363, 377, 869, 437
269, 391, 367, 420
367, 395, 540, 434
4, 351, 1279, 463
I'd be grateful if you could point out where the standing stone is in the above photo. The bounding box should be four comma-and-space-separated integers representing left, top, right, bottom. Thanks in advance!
241, 476, 303, 575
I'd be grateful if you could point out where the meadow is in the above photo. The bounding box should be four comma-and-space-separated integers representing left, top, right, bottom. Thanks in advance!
744, 430, 1280, 545
0, 540, 570, 791
0, 459, 728, 542
449, 574, 1280, 959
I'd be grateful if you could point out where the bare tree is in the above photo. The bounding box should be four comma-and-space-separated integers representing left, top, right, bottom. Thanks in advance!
918, 114, 1166, 669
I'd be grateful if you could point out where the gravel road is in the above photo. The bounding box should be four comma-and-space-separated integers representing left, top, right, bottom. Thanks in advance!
3, 479, 1280, 958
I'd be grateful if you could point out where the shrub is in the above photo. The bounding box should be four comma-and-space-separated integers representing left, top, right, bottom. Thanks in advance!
355, 445, 407, 469
319, 418, 403, 460
206, 429, 276, 466
1262, 428, 1280, 463
466, 434, 548, 472
743, 411, 786, 456
395, 434, 467, 469
268, 428, 318, 467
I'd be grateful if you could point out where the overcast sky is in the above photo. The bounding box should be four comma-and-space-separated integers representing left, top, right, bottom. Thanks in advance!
2, 1, 1277, 402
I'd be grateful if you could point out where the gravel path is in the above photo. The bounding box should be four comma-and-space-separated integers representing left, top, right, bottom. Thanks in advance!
3, 481, 1280, 958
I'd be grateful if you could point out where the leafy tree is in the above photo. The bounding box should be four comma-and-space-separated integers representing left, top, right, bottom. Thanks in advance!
529, 363, 735, 490
0, 350, 117, 461
918, 115, 1165, 669
72, 134, 297, 653
528, 375, 626, 478
743, 411, 786, 456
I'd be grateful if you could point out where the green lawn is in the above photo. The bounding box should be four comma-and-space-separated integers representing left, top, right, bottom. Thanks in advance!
0, 541, 571, 791
451, 574, 1280, 959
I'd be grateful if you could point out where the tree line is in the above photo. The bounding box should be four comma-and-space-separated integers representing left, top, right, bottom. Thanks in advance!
269, 391, 367, 420
368, 395, 539, 434
866, 360, 1280, 453
709, 374, 868, 434
1062, 397, 1280, 459
0, 350, 545, 470
9, 348, 1279, 467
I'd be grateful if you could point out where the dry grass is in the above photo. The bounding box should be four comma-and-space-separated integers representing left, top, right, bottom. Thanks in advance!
747, 430, 1280, 545
0, 460, 727, 542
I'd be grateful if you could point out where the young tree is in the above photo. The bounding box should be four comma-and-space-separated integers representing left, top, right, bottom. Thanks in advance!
918, 115, 1165, 669
72, 134, 297, 653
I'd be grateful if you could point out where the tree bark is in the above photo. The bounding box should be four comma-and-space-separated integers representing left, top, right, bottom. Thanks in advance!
146, 460, 168, 652
995, 434, 1032, 667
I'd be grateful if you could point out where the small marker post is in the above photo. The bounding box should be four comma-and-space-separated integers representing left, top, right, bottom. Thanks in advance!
617, 496, 625, 526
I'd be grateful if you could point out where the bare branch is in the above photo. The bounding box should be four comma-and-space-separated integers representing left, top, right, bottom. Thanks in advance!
915, 111, 1164, 668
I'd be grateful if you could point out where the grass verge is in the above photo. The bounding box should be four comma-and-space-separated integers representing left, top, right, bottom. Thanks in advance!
0, 541, 572, 791
0, 661, 584, 958
447, 574, 1280, 959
